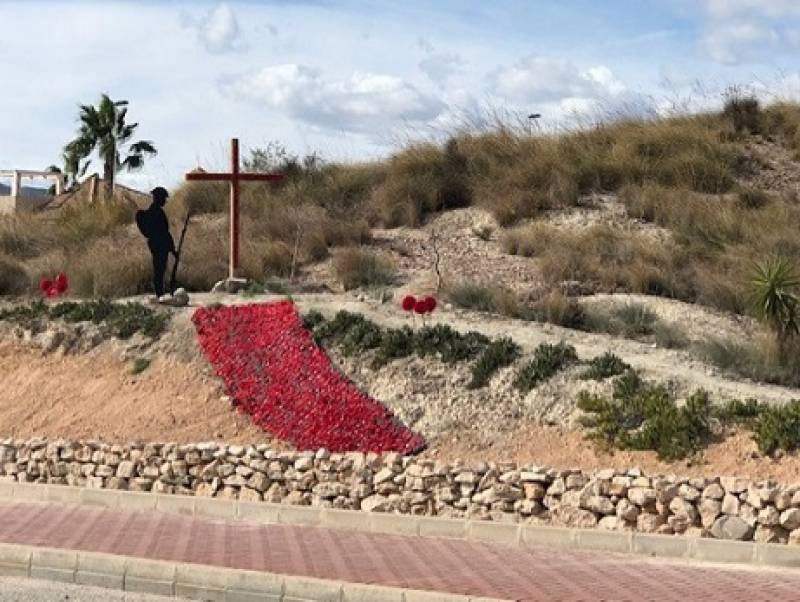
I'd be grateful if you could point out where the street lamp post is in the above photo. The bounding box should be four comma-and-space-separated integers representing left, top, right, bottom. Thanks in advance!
528, 113, 541, 136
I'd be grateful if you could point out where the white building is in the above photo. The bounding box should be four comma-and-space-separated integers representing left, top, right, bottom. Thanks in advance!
0, 169, 65, 214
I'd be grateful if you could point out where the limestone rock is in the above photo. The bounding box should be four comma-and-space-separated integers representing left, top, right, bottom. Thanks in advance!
710, 516, 754, 541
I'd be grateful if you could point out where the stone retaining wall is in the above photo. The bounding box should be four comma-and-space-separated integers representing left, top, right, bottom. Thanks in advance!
2, 438, 798, 545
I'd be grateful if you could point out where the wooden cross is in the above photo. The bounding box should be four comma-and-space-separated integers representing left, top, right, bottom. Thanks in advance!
185, 138, 285, 280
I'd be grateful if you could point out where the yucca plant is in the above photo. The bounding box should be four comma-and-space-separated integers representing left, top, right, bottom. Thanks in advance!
750, 257, 800, 355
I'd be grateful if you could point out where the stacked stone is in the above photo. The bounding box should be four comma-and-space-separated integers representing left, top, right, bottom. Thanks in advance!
2, 438, 800, 545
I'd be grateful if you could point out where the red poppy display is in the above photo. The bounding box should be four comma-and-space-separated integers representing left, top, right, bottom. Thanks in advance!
192, 301, 425, 453
39, 273, 69, 298
54, 273, 69, 293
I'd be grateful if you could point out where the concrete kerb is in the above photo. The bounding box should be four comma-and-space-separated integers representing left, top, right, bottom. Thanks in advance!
0, 542, 498, 602
6, 483, 800, 571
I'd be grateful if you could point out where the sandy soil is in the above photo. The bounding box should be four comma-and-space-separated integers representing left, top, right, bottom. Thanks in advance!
424, 424, 800, 483
0, 342, 268, 444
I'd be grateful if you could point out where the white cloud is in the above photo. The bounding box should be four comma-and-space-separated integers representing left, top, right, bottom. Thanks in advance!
699, 0, 800, 20
490, 55, 626, 104
419, 53, 465, 85
182, 3, 245, 54
701, 22, 778, 64
690, 0, 799, 64
220, 64, 446, 136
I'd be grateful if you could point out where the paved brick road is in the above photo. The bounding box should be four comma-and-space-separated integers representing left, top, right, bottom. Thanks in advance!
0, 502, 799, 601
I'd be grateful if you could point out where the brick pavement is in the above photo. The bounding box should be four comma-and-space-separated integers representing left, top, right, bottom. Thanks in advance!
0, 502, 798, 601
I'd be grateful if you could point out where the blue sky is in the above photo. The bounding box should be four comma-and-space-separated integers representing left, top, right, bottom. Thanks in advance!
2, 0, 800, 190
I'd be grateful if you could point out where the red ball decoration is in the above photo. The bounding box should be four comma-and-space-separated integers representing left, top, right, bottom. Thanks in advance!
401, 295, 416, 312
424, 296, 437, 313
54, 272, 69, 294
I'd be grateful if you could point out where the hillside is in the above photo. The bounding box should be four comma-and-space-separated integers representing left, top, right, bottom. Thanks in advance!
3, 98, 800, 478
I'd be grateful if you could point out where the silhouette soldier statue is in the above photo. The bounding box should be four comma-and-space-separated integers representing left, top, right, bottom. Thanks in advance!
136, 186, 176, 300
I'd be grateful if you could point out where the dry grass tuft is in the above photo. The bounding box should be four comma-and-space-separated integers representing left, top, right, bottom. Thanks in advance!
332, 247, 396, 290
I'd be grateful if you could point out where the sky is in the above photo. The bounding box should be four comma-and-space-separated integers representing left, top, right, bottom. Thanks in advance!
2, 0, 800, 190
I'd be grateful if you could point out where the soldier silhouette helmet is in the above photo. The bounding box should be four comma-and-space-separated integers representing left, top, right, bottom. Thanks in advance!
150, 186, 169, 204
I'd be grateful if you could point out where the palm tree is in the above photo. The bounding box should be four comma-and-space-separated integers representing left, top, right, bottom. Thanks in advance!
64, 94, 157, 200
750, 257, 800, 355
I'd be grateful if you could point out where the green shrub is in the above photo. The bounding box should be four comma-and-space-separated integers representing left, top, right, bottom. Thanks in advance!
130, 357, 151, 375
514, 342, 578, 393
0, 299, 169, 339
305, 310, 491, 370
413, 323, 489, 363
751, 401, 800, 456
577, 374, 715, 460
582, 352, 630, 380
469, 337, 520, 389
375, 326, 416, 365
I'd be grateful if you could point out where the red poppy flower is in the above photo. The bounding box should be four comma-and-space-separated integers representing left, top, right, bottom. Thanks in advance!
54, 273, 68, 293
39, 278, 52, 294
424, 296, 437, 313
191, 301, 425, 453
401, 295, 416, 312
414, 299, 428, 314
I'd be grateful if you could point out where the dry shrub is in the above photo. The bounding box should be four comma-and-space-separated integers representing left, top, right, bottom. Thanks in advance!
176, 222, 229, 291
372, 140, 471, 227
168, 181, 228, 217
530, 290, 585, 328
445, 280, 531, 319
763, 103, 800, 154
259, 240, 294, 278
502, 222, 557, 257
0, 254, 29, 295
332, 247, 396, 290
68, 236, 151, 297
524, 223, 681, 297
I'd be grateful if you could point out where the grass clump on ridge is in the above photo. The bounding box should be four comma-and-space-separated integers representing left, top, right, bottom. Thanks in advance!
332, 247, 397, 291
0, 299, 169, 339
306, 310, 521, 385
468, 337, 521, 389
581, 352, 630, 380
513, 341, 578, 393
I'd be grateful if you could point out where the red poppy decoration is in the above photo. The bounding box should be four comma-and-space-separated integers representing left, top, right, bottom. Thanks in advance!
401, 295, 416, 312
424, 296, 437, 313
54, 273, 69, 294
192, 301, 425, 453
39, 272, 69, 298
414, 299, 429, 314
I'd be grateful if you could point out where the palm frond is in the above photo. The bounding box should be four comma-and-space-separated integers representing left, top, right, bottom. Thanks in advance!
129, 140, 157, 155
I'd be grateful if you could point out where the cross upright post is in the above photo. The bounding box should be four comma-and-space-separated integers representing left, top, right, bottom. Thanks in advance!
185, 138, 285, 284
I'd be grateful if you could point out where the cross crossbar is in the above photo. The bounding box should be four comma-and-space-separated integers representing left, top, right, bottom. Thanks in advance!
184, 138, 285, 280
